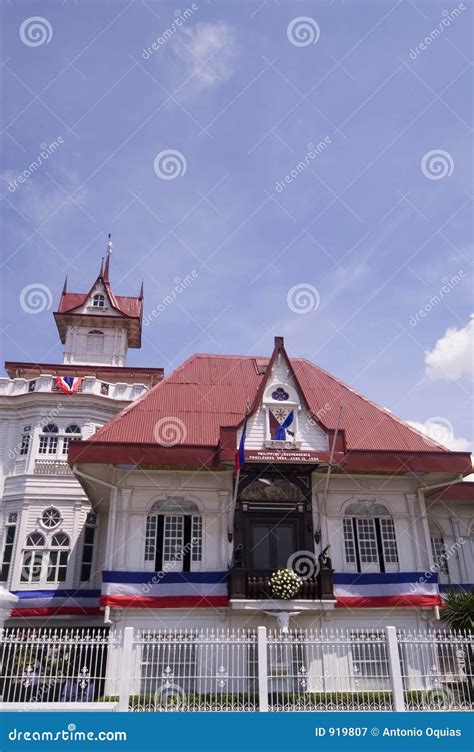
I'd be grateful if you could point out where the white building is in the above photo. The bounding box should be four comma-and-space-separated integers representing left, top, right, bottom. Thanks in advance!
65, 335, 473, 638
1, 262, 473, 703
0, 245, 163, 621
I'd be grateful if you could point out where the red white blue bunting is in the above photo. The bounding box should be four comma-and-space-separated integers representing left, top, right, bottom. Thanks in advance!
334, 572, 441, 608
101, 571, 228, 609
56, 376, 82, 394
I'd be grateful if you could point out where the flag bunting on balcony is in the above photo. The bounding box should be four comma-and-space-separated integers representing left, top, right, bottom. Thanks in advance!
333, 572, 441, 608
101, 571, 229, 609
56, 376, 82, 394
11, 589, 101, 617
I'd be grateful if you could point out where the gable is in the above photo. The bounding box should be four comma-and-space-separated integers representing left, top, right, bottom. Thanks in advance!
240, 350, 329, 453
70, 282, 124, 317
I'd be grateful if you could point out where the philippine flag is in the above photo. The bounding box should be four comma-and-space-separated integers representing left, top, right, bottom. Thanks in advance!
56, 376, 82, 394
234, 414, 248, 476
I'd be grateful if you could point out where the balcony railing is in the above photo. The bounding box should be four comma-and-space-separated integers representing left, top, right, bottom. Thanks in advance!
228, 568, 335, 601
34, 460, 74, 476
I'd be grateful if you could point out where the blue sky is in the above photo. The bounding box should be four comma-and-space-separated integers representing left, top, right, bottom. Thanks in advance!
1, 0, 473, 452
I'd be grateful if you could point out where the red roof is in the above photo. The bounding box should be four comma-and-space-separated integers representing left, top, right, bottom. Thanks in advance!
58, 292, 142, 318
82, 350, 453, 453
54, 253, 144, 347
427, 482, 474, 501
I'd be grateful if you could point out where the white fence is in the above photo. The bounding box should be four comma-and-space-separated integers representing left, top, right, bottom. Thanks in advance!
0, 627, 472, 712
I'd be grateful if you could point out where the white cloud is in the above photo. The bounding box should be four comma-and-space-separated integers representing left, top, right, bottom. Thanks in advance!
1, 169, 89, 225
173, 22, 238, 93
407, 419, 472, 452
424, 316, 474, 381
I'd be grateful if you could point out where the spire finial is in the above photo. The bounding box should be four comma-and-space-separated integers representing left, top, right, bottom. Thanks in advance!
104, 233, 112, 282
62, 275, 68, 295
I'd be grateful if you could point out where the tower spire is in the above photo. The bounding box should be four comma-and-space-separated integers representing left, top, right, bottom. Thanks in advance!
104, 233, 112, 283
61, 275, 68, 295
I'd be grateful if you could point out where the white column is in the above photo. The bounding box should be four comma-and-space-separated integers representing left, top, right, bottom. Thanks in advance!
257, 625, 269, 712
116, 489, 132, 570
386, 626, 405, 711
117, 627, 134, 712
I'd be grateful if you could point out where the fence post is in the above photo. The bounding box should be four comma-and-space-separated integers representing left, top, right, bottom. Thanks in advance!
118, 627, 134, 712
385, 626, 405, 711
257, 626, 269, 712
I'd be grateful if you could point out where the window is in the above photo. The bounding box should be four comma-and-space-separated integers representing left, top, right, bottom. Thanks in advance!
92, 294, 105, 308
38, 424, 59, 455
351, 631, 390, 690
21, 533, 45, 583
62, 424, 82, 455
19, 425, 32, 456
80, 511, 97, 581
145, 498, 202, 572
41, 507, 61, 529
429, 521, 449, 576
87, 330, 104, 355
0, 519, 17, 581
343, 501, 398, 572
47, 533, 69, 582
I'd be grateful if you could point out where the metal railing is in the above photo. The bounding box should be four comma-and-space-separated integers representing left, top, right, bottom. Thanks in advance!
228, 567, 334, 600
0, 626, 472, 712
0, 628, 119, 704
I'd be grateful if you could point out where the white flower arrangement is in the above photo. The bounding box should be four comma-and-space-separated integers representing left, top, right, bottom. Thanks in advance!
269, 568, 302, 600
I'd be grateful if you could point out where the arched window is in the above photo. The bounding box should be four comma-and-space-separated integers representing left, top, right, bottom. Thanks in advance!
38, 424, 59, 455
145, 498, 202, 571
21, 532, 45, 583
92, 293, 105, 308
80, 511, 97, 581
47, 533, 70, 582
86, 330, 104, 355
343, 500, 398, 572
62, 424, 82, 455
429, 521, 449, 576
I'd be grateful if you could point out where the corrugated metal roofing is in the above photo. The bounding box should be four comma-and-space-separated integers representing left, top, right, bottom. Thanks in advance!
58, 292, 141, 318
90, 352, 449, 453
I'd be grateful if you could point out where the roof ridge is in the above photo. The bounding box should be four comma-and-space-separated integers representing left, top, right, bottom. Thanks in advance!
295, 358, 448, 452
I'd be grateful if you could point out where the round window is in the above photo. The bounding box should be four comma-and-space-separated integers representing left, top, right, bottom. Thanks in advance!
41, 507, 61, 529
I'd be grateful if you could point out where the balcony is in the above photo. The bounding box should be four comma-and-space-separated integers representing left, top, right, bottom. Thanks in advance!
34, 460, 74, 476
228, 568, 335, 602
0, 375, 147, 401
